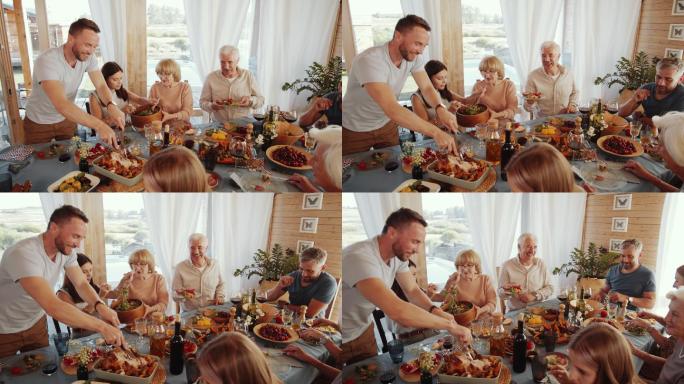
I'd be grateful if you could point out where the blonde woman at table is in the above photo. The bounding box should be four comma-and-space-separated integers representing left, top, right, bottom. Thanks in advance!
106, 249, 169, 318
505, 143, 593, 192
427, 249, 496, 319
624, 111, 684, 192
549, 323, 643, 384
143, 146, 210, 192
197, 332, 282, 384
288, 126, 342, 192
148, 58, 193, 123
471, 56, 519, 121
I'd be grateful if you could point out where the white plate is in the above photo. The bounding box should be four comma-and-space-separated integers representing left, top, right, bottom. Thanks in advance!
47, 171, 100, 192
577, 163, 626, 191
393, 179, 441, 192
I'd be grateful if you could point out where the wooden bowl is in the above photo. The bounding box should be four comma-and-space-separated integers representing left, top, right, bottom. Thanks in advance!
441, 301, 477, 326
603, 112, 628, 136
456, 104, 490, 127
130, 105, 162, 128
111, 299, 145, 324
272, 122, 304, 146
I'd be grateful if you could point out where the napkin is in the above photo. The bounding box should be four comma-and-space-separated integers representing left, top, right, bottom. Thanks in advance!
0, 145, 34, 162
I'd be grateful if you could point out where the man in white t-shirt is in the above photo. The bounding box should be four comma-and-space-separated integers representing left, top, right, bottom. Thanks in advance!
342, 15, 458, 155
341, 208, 471, 364
0, 205, 126, 358
23, 18, 123, 146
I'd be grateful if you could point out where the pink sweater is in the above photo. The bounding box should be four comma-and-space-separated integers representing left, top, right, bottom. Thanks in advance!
472, 78, 518, 119
441, 274, 497, 313
149, 81, 193, 121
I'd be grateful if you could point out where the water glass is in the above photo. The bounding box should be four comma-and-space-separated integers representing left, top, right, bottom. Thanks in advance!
388, 339, 404, 363
608, 302, 618, 319
531, 354, 547, 382
52, 332, 70, 356
630, 121, 642, 142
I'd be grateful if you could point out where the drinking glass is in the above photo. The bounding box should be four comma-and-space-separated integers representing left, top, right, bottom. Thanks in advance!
52, 333, 70, 356
531, 354, 548, 382
134, 318, 148, 351
608, 302, 618, 319
630, 121, 643, 142
475, 123, 488, 150
304, 133, 316, 152
471, 320, 483, 339
387, 339, 404, 363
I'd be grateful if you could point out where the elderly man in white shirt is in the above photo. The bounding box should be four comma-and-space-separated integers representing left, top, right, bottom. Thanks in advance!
199, 45, 265, 122
498, 233, 554, 311
171, 233, 226, 311
523, 41, 578, 117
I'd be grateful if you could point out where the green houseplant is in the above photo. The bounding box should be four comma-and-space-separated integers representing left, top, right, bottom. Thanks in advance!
594, 52, 659, 97
282, 56, 343, 102
553, 242, 621, 293
233, 243, 299, 283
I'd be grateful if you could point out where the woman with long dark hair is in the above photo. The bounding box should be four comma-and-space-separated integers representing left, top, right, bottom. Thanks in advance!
89, 61, 154, 126
57, 253, 110, 313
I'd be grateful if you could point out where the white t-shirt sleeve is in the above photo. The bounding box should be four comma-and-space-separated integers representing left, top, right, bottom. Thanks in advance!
410, 53, 427, 74
396, 259, 410, 273
35, 52, 62, 83
3, 247, 44, 282
344, 247, 383, 287
64, 252, 78, 269
355, 50, 389, 86
86, 54, 99, 72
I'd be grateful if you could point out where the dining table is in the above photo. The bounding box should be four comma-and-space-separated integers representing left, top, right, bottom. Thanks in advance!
342, 114, 670, 192
0, 116, 313, 193
0, 303, 340, 384
339, 298, 662, 384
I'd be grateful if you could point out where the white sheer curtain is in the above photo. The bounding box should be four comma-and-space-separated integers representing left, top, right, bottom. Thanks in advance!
208, 193, 274, 295
88, 0, 127, 75
520, 193, 586, 291
569, 0, 641, 104
354, 193, 401, 238
463, 194, 522, 295
183, 0, 251, 80
254, 0, 339, 112
499, 0, 563, 88
655, 194, 684, 315
142, 194, 206, 302
400, 0, 442, 61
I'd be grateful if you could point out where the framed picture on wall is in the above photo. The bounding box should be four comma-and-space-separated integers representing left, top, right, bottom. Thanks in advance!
300, 217, 319, 233
611, 217, 629, 232
302, 193, 323, 210
669, 24, 684, 41
666, 48, 684, 60
609, 239, 624, 253
673, 0, 684, 15
297, 240, 315, 254
613, 194, 632, 210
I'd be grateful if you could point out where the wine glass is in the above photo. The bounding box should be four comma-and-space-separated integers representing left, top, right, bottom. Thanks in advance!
304, 133, 316, 152
630, 121, 642, 142
134, 318, 147, 351
475, 123, 488, 150
568, 129, 584, 161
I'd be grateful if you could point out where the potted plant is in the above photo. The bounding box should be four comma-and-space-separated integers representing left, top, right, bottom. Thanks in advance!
282, 56, 343, 102
234, 243, 299, 291
552, 243, 621, 294
594, 51, 660, 104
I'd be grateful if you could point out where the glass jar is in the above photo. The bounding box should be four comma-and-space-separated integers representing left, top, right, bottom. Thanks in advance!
229, 136, 247, 158
485, 125, 502, 164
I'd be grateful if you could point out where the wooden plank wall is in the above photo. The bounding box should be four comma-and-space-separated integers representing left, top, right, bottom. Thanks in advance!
268, 193, 342, 322
635, 0, 684, 59
581, 193, 665, 270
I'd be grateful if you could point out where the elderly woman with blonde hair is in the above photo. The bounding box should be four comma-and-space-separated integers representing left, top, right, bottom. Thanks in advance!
107, 249, 169, 318
143, 146, 210, 192
624, 111, 684, 192
288, 125, 342, 192
198, 332, 282, 384
505, 143, 590, 192
427, 249, 497, 319
471, 55, 519, 120
149, 58, 193, 122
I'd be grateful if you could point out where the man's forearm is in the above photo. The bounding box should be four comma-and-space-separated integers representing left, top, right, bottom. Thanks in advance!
618, 98, 639, 117
405, 286, 434, 311
386, 103, 441, 138
74, 281, 102, 307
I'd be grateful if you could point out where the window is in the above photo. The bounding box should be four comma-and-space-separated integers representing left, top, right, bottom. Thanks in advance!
146, 0, 256, 109
0, 194, 46, 257
102, 194, 154, 284
348, 0, 417, 101
341, 193, 365, 248
422, 194, 473, 286
461, 0, 519, 92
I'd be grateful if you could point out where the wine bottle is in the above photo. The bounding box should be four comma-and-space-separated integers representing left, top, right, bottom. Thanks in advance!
500, 127, 515, 181
169, 321, 184, 375
163, 125, 170, 148
577, 287, 586, 315
513, 320, 527, 373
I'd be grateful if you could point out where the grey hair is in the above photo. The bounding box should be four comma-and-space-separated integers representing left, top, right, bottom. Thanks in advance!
517, 233, 538, 249
300, 247, 327, 264
666, 286, 684, 302
654, 112, 684, 167
310, 126, 342, 190
219, 45, 239, 59
621, 238, 643, 254
656, 57, 684, 78
188, 233, 208, 246
540, 41, 560, 54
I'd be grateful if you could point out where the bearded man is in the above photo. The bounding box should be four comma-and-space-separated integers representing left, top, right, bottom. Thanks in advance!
23, 18, 123, 146
340, 208, 472, 364
342, 14, 458, 155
